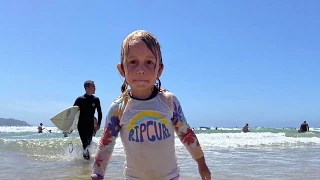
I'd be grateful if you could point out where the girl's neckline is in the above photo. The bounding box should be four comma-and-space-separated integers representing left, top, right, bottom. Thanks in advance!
129, 86, 159, 101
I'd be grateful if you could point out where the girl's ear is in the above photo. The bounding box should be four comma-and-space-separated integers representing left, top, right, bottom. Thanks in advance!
157, 64, 164, 78
117, 64, 125, 77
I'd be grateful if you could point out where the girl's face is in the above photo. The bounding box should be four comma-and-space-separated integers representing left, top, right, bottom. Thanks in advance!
118, 40, 163, 92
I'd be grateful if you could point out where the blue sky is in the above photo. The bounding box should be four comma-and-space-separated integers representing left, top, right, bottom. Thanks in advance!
0, 0, 319, 128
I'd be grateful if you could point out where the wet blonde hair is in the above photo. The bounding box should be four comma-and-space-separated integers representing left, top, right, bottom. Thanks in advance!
120, 30, 163, 94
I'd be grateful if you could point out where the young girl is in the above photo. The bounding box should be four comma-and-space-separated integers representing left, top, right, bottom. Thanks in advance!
91, 30, 211, 180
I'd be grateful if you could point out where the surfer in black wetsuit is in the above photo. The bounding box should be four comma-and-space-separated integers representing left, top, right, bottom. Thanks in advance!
298, 120, 309, 133
73, 80, 102, 160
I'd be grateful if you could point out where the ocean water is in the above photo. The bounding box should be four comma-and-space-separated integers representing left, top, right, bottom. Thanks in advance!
0, 126, 319, 180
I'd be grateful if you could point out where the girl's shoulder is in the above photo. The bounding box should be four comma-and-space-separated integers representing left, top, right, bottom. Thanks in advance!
158, 89, 178, 101
157, 89, 182, 112
107, 93, 130, 116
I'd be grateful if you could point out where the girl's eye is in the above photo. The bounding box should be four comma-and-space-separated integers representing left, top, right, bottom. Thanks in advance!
146, 60, 154, 65
129, 60, 136, 64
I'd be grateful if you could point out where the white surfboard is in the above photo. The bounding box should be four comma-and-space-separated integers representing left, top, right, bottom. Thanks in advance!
50, 106, 80, 132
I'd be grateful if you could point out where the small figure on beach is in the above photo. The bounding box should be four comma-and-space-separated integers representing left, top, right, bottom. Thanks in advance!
38, 123, 45, 133
73, 80, 103, 160
242, 123, 250, 133
298, 120, 309, 133
91, 30, 211, 180
63, 132, 69, 137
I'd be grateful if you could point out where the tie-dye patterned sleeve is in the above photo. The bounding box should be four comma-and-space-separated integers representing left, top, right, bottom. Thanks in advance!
92, 102, 121, 179
171, 94, 204, 160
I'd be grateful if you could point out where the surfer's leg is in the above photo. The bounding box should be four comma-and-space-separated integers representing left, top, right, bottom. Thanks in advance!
87, 134, 93, 147
82, 134, 90, 160
82, 128, 94, 149
78, 128, 87, 150
80, 128, 94, 160
88, 127, 94, 145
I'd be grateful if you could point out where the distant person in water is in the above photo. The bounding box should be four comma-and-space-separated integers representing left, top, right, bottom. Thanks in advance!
38, 123, 45, 133
63, 132, 69, 137
63, 131, 72, 137
298, 120, 309, 133
242, 123, 250, 133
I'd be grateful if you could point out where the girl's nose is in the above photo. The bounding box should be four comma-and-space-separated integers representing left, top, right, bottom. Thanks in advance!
137, 70, 146, 75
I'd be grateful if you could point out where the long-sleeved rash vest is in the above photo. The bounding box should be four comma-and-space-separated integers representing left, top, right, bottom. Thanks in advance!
92, 90, 204, 180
